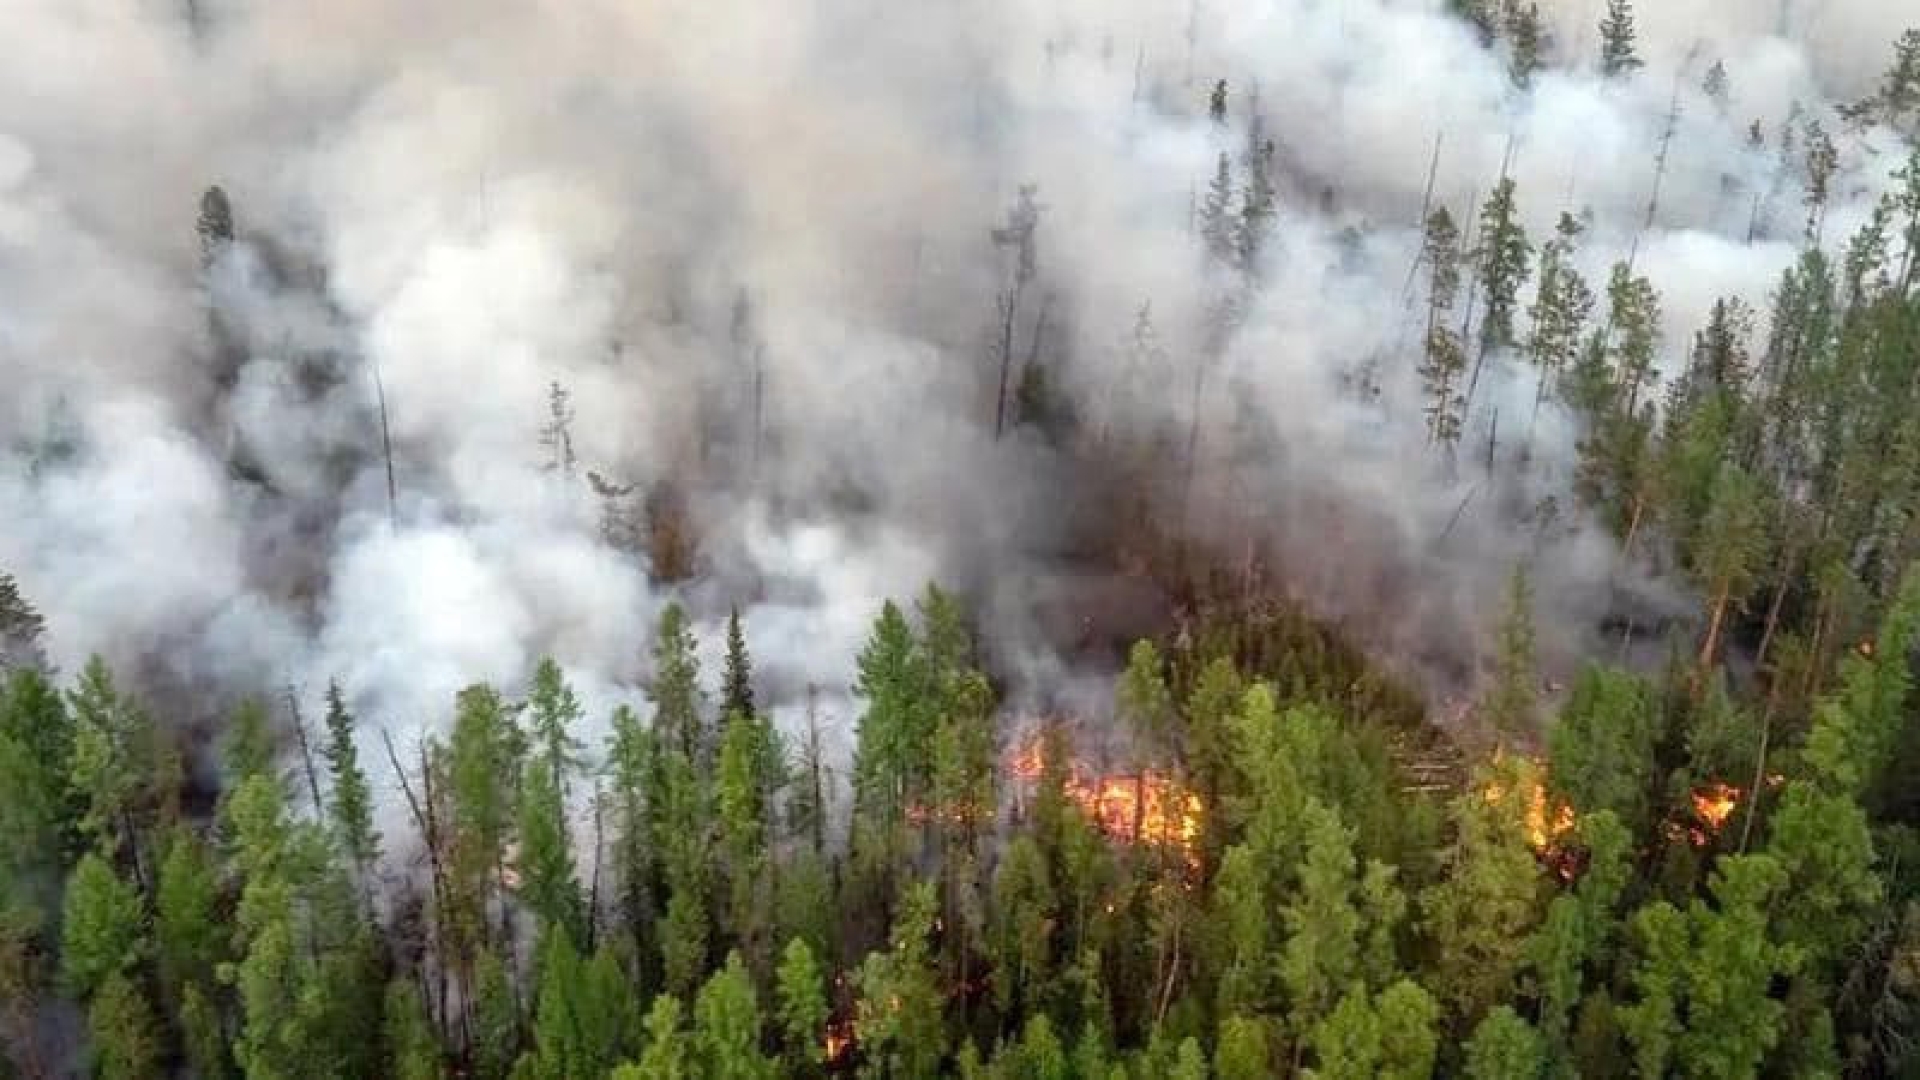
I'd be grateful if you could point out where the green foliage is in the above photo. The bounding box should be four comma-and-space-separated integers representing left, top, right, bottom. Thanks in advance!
519, 759, 584, 943
775, 937, 828, 1070
525, 932, 641, 1080
1279, 800, 1368, 1022
694, 951, 774, 1079
854, 881, 945, 1079
1547, 666, 1657, 830
1476, 177, 1534, 351
180, 981, 231, 1080
1214, 1014, 1273, 1080
526, 657, 586, 788
650, 603, 705, 763
320, 682, 380, 878
385, 979, 445, 1080
1598, 0, 1642, 76
22, 551, 1920, 1078
1306, 979, 1440, 1080
1484, 566, 1538, 745
626, 994, 692, 1080
87, 972, 162, 1080
154, 826, 223, 997
715, 702, 775, 960
1464, 1005, 1545, 1079
1422, 756, 1546, 1025
60, 852, 144, 999
722, 608, 757, 724
1621, 855, 1796, 1080
68, 656, 172, 862
471, 948, 522, 1080
1420, 206, 1469, 446
0, 665, 77, 909
0, 571, 46, 674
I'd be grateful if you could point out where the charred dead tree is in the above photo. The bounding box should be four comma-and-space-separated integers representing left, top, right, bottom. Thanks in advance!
645, 478, 699, 583
990, 185, 1043, 439
588, 471, 641, 553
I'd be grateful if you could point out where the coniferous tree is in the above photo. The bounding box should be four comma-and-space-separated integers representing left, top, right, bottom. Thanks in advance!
1279, 800, 1384, 1027
624, 994, 691, 1079
444, 684, 518, 958
197, 185, 235, 267
320, 682, 380, 894
470, 949, 521, 1080
154, 827, 223, 1010
605, 703, 659, 970
649, 604, 705, 766
714, 704, 773, 965
1483, 566, 1538, 746
1475, 177, 1534, 354
1464, 1006, 1546, 1079
856, 881, 945, 1078
87, 972, 163, 1080
1234, 144, 1278, 273
693, 951, 774, 1079
721, 608, 756, 726
1422, 755, 1547, 1027
385, 979, 445, 1080
1620, 856, 1795, 1078
0, 572, 46, 674
1703, 60, 1730, 111
1525, 213, 1596, 424
0, 665, 77, 910
68, 656, 171, 879
1421, 207, 1470, 446
519, 759, 584, 943
775, 936, 828, 1073
527, 658, 586, 798
1598, 0, 1643, 77
849, 601, 922, 917
60, 852, 144, 999
1506, 4, 1545, 89
1547, 669, 1658, 834
1200, 152, 1238, 267
1449, 0, 1498, 46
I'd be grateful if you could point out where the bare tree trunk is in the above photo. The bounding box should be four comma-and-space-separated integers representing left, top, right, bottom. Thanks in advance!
587, 780, 606, 952
1180, 360, 1207, 552
1154, 906, 1184, 1027
383, 729, 452, 1040
372, 363, 398, 527
285, 686, 326, 817
1738, 708, 1772, 854
1754, 556, 1795, 672
1700, 581, 1732, 674
993, 284, 1023, 439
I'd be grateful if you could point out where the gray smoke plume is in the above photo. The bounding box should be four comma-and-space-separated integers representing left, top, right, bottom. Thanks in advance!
1, 0, 1915, 793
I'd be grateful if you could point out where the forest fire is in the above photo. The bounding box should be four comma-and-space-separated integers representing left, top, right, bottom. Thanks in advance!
823, 1019, 854, 1066
1481, 764, 1576, 855
1007, 737, 1205, 864
1691, 782, 1741, 832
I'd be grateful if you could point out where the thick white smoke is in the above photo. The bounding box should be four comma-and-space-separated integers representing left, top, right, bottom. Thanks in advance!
0, 0, 1914, 782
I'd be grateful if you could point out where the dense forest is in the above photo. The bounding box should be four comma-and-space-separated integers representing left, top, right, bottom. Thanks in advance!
6, 0, 1920, 1077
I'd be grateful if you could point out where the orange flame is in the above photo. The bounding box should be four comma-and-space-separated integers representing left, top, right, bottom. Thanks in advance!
1008, 737, 1205, 866
823, 1020, 853, 1065
1481, 767, 1575, 854
1691, 782, 1741, 832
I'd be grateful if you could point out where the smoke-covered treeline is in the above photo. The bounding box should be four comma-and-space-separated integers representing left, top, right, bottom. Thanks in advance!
5, 0, 1920, 1076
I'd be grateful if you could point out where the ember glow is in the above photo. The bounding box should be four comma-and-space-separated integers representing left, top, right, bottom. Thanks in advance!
1007, 737, 1205, 865
823, 1019, 853, 1066
1691, 782, 1742, 832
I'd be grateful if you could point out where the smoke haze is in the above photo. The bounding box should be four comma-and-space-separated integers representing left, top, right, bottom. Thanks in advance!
2, 0, 1915, 777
